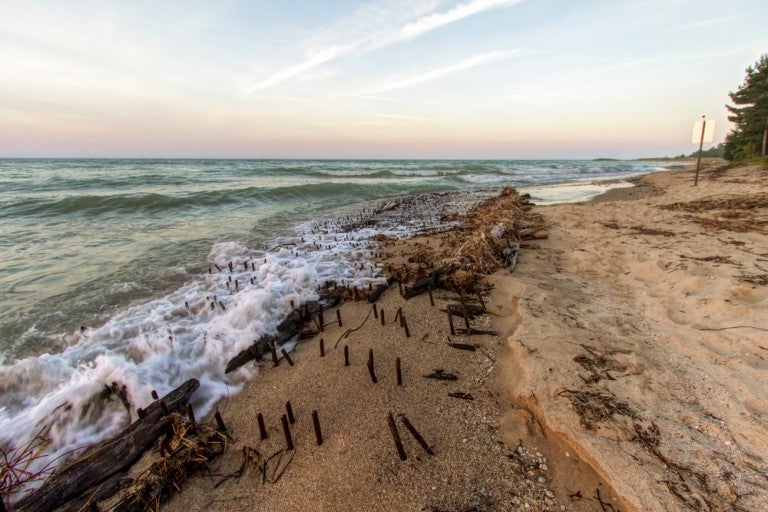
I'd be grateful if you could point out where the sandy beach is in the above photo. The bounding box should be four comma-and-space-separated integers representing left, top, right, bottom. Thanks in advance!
84, 162, 767, 512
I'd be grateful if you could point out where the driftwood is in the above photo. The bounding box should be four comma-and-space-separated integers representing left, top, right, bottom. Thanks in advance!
447, 343, 476, 351
16, 379, 200, 512
423, 369, 458, 381
403, 262, 461, 299
55, 473, 133, 512
368, 283, 389, 303
225, 293, 340, 374
448, 392, 474, 400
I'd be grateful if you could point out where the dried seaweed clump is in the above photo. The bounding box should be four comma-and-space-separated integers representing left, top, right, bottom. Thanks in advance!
102, 413, 226, 511
663, 193, 768, 233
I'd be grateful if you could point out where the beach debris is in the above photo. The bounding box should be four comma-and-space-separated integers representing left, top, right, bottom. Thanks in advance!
344, 345, 350, 366
214, 410, 227, 432
311, 410, 323, 446
285, 401, 295, 425
424, 369, 458, 381
447, 343, 476, 351
398, 414, 435, 456
387, 412, 407, 461
281, 348, 295, 366
257, 413, 268, 440
14, 379, 201, 512
367, 350, 378, 384
281, 414, 294, 451
224, 292, 341, 374
396, 357, 403, 386
556, 389, 638, 430
447, 392, 474, 401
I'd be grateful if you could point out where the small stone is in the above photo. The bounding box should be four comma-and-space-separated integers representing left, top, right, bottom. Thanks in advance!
540, 463, 548, 471
545, 490, 554, 499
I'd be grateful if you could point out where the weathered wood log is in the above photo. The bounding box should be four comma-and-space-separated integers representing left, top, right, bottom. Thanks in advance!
55, 473, 133, 512
16, 379, 199, 512
403, 262, 461, 299
225, 293, 340, 374
368, 282, 389, 303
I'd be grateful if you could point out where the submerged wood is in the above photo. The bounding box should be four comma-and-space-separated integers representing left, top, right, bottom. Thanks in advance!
16, 379, 200, 512
225, 293, 340, 374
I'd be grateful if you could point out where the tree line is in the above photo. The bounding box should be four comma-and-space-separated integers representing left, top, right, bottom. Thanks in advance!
723, 53, 768, 161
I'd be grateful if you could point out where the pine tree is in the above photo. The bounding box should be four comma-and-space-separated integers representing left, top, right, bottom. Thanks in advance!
724, 53, 768, 161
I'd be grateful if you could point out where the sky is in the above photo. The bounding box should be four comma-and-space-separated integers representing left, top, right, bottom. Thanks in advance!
1, 0, 767, 159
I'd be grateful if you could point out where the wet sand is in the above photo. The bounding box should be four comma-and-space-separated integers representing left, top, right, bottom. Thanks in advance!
161, 162, 767, 511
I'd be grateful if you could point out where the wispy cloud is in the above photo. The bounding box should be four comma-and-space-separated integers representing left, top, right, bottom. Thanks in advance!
250, 45, 353, 92
248, 0, 525, 93
359, 49, 518, 94
400, 0, 523, 38
680, 15, 739, 30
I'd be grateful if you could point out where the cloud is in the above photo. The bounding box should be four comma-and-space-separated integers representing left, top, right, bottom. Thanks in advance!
248, 0, 525, 92
400, 0, 523, 38
248, 45, 354, 92
359, 49, 518, 94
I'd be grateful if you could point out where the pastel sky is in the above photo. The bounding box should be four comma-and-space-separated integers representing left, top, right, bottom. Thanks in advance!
1, 0, 767, 159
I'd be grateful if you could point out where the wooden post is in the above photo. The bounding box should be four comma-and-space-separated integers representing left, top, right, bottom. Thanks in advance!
281, 349, 294, 366
214, 410, 227, 432
367, 357, 378, 384
372, 303, 378, 319
159, 400, 169, 416
186, 403, 196, 430
312, 410, 323, 446
460, 295, 471, 332
286, 401, 295, 424
271, 342, 279, 367
387, 412, 407, 461
400, 415, 435, 456
476, 292, 486, 313
428, 289, 434, 307
380, 309, 386, 326
402, 316, 410, 338
318, 305, 324, 331
336, 309, 342, 327
319, 338, 325, 357
694, 115, 706, 186
281, 414, 294, 451
257, 413, 268, 440
344, 345, 350, 366
396, 357, 403, 386
447, 310, 455, 335
151, 390, 159, 400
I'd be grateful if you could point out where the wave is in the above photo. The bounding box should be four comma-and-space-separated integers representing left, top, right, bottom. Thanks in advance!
0, 180, 453, 219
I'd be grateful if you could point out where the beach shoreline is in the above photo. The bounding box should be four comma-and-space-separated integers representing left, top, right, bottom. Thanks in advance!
11, 161, 767, 511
